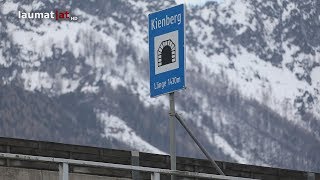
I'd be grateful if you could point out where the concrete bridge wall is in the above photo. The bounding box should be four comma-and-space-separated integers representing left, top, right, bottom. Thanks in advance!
0, 166, 130, 180
0, 137, 318, 180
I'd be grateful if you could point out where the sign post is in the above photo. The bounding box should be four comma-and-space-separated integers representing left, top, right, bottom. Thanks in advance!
169, 92, 176, 179
149, 4, 185, 180
149, 4, 225, 178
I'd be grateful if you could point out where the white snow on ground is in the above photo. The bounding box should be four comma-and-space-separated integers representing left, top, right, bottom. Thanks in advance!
0, 49, 6, 67
175, 0, 221, 6
214, 133, 248, 164
127, 0, 149, 14
311, 67, 320, 87
81, 85, 99, 93
21, 70, 79, 94
30, 1, 45, 10
218, 0, 257, 33
21, 70, 53, 90
9, 20, 90, 60
105, 75, 127, 90
189, 42, 320, 125
0, 0, 19, 14
189, 0, 320, 123
185, 20, 320, 138
98, 112, 165, 154
177, 100, 253, 164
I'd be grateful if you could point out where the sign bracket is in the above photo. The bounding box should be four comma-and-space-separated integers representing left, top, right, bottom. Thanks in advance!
175, 112, 225, 175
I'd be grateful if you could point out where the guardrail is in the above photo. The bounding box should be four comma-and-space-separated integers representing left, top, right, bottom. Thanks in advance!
0, 153, 259, 180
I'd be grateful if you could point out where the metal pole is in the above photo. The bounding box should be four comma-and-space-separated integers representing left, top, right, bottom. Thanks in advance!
308, 172, 315, 180
169, 92, 176, 180
59, 162, 69, 180
131, 151, 140, 180
175, 113, 225, 175
151, 172, 161, 180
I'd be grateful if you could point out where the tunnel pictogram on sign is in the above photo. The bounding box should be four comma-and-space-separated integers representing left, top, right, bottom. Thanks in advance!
157, 39, 176, 67
154, 30, 179, 75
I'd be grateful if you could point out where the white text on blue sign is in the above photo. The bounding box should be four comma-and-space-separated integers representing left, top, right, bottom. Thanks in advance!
151, 14, 182, 30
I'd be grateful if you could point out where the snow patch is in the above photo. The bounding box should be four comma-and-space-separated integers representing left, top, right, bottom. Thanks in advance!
219, 0, 256, 32
311, 67, 320, 87
190, 43, 320, 126
98, 112, 165, 154
21, 70, 79, 94
214, 133, 248, 164
1, 1, 19, 14
21, 70, 53, 91
81, 85, 99, 93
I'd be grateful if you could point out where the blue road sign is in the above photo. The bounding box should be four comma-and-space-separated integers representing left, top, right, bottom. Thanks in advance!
149, 4, 185, 98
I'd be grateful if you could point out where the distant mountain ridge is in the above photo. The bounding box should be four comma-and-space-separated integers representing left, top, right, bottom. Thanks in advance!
0, 0, 319, 172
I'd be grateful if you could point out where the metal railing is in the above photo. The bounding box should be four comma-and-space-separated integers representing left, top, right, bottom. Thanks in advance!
0, 153, 259, 180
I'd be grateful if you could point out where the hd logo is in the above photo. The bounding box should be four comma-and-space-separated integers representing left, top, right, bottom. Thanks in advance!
154, 30, 179, 75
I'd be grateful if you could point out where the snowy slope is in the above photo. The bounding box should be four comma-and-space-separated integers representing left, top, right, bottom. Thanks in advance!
0, 0, 319, 172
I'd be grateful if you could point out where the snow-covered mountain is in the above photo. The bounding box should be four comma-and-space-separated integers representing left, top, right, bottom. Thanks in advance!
0, 0, 319, 172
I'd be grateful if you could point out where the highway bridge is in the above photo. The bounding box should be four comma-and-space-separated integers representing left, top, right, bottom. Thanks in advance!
0, 137, 318, 180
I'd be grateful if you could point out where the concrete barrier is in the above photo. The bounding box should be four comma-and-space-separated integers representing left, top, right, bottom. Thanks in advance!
0, 137, 318, 180
0, 166, 130, 180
